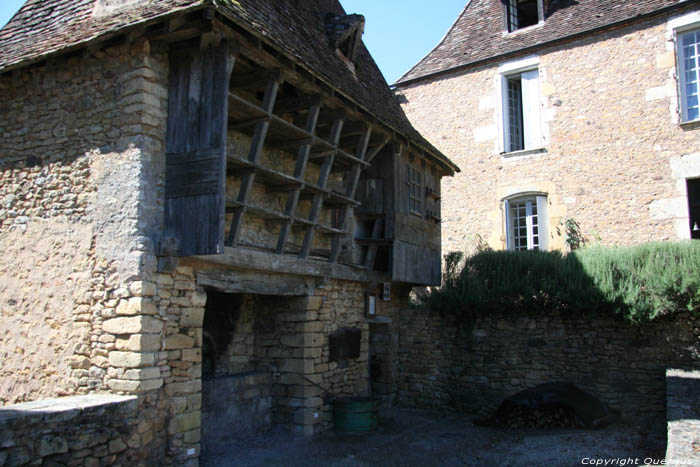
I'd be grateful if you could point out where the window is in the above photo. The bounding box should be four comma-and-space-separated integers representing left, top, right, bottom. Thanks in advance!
505, 0, 541, 33
678, 29, 700, 122
502, 69, 541, 153
504, 195, 548, 250
408, 165, 422, 215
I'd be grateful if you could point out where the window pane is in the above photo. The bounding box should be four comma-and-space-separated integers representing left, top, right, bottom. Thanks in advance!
688, 95, 699, 108
507, 77, 524, 151
689, 107, 700, 121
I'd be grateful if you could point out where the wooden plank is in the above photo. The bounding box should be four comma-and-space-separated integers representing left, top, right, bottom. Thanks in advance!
329, 124, 372, 264
226, 73, 281, 247
392, 241, 441, 286
300, 118, 344, 258
163, 41, 236, 257
186, 52, 202, 152
276, 103, 320, 254
364, 216, 384, 270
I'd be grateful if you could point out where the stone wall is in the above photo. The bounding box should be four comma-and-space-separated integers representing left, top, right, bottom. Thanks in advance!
665, 369, 700, 465
0, 395, 139, 466
397, 308, 700, 421
397, 11, 700, 254
0, 38, 175, 464
201, 372, 272, 456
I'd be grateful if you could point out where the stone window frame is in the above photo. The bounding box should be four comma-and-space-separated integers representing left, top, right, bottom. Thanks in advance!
503, 0, 545, 35
498, 56, 544, 155
502, 191, 549, 251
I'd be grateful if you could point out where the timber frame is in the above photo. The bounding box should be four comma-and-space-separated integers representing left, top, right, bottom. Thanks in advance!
51, 6, 455, 286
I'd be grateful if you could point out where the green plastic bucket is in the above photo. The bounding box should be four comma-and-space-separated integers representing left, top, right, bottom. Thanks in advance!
334, 397, 378, 433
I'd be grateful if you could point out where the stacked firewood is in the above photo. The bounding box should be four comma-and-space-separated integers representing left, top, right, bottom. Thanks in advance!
490, 403, 579, 429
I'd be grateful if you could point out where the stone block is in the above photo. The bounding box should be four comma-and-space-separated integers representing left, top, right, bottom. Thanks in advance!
168, 411, 201, 435
108, 351, 155, 368
181, 348, 201, 362
122, 367, 161, 380
165, 380, 201, 396
183, 428, 201, 444
109, 438, 127, 454
115, 334, 161, 352
165, 333, 195, 350
180, 308, 205, 327
36, 435, 68, 457
108, 379, 141, 392
281, 334, 304, 347
103, 316, 162, 335
191, 289, 207, 307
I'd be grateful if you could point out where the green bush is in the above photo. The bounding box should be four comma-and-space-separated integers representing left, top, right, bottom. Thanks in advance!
423, 242, 700, 323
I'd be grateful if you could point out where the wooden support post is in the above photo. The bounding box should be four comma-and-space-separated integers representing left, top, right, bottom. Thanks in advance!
328, 124, 372, 264
226, 72, 281, 247
275, 102, 321, 254
300, 119, 344, 258
364, 217, 384, 270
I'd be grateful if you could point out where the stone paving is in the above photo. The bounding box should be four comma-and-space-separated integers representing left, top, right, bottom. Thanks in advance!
201, 408, 667, 467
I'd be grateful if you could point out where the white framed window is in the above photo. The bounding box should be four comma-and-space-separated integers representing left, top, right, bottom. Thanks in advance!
505, 0, 543, 33
501, 68, 542, 153
678, 28, 700, 122
407, 164, 422, 215
504, 194, 548, 250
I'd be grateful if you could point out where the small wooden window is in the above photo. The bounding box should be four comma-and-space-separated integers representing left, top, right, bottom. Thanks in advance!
408, 164, 422, 215
506, 0, 541, 33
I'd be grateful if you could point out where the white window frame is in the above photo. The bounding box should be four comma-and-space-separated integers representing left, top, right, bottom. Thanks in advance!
677, 27, 700, 123
503, 193, 549, 251
499, 57, 542, 154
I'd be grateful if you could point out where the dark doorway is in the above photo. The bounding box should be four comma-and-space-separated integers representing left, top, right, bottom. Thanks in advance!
687, 178, 700, 239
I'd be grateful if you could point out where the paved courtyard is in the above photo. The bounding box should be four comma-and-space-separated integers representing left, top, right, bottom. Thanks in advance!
201, 408, 666, 467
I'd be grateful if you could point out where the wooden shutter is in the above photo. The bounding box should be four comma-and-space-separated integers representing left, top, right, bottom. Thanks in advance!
521, 69, 541, 150
536, 195, 549, 250
164, 42, 235, 257
504, 199, 512, 249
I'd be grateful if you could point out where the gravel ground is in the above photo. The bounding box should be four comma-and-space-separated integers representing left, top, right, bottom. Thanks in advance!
201, 408, 666, 467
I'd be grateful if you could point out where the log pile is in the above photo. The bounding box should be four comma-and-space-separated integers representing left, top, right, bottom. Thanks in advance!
477, 403, 580, 429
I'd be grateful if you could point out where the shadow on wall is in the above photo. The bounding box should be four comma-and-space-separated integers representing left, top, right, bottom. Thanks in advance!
404, 245, 700, 419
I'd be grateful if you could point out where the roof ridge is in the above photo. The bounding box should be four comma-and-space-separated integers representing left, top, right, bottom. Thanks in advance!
394, 0, 472, 85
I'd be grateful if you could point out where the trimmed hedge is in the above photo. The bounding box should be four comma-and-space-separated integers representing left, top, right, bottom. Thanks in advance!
423, 242, 700, 323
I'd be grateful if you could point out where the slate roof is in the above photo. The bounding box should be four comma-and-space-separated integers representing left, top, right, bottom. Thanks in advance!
0, 0, 458, 173
396, 0, 697, 85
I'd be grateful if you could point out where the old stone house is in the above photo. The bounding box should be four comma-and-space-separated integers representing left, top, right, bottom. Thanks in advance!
0, 0, 457, 464
395, 0, 700, 254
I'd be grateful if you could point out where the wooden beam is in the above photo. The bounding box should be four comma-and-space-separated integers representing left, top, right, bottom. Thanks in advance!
189, 246, 389, 284
226, 74, 281, 247
276, 102, 321, 254
198, 269, 316, 296
329, 124, 372, 264
365, 136, 390, 164
300, 118, 344, 258
274, 94, 322, 115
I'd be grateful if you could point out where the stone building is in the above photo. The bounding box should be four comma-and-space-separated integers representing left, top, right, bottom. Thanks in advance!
395, 0, 700, 254
0, 0, 457, 464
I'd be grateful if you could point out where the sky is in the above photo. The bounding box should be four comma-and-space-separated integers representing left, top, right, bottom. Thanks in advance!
0, 0, 466, 84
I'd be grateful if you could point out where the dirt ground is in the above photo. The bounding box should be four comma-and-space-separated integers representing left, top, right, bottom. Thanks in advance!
201, 408, 667, 467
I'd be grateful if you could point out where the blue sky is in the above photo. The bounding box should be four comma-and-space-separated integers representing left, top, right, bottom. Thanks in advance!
0, 0, 465, 83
